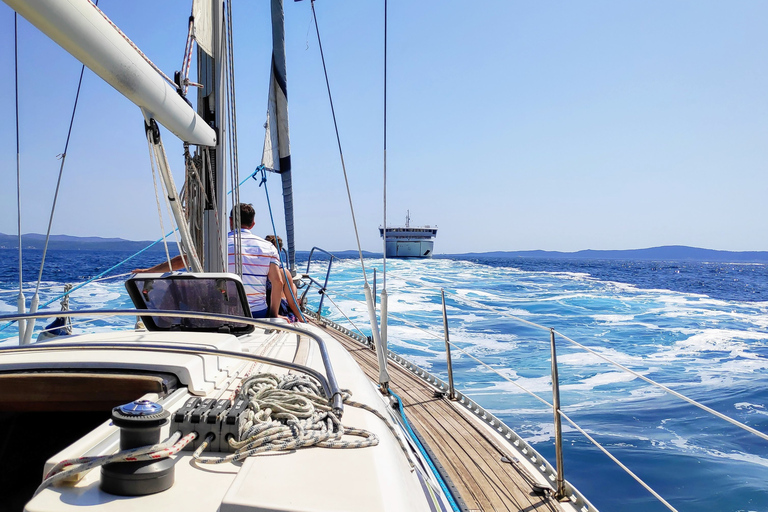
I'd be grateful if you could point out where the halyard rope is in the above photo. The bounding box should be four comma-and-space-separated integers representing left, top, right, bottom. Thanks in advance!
146, 131, 173, 270
35, 431, 195, 496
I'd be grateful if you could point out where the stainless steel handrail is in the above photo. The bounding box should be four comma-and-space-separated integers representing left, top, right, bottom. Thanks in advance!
0, 309, 345, 416
302, 247, 335, 313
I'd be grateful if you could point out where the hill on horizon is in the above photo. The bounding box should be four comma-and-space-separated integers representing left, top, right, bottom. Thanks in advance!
1, 234, 766, 263
447, 245, 768, 263
0, 232, 177, 252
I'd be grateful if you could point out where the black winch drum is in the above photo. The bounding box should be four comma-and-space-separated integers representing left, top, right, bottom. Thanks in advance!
100, 400, 175, 496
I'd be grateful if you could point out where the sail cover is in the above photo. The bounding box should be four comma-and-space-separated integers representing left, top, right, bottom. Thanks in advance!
192, 0, 214, 57
262, 0, 296, 270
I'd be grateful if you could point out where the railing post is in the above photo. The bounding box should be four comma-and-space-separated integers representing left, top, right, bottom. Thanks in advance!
373, 268, 377, 306
550, 327, 566, 499
441, 289, 456, 400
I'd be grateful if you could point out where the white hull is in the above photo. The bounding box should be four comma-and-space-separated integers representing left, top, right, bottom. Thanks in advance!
380, 226, 437, 258
385, 239, 434, 258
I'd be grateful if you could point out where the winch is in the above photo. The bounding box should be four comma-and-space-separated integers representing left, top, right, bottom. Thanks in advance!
100, 400, 175, 496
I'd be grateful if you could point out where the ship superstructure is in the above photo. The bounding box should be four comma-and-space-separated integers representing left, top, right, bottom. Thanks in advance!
379, 211, 437, 258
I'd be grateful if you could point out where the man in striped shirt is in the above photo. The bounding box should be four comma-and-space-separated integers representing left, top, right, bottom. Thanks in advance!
133, 203, 299, 321
227, 203, 284, 319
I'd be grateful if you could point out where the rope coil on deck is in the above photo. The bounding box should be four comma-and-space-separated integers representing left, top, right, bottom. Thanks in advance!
193, 373, 382, 465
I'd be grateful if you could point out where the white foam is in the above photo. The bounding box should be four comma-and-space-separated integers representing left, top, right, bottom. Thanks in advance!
561, 371, 638, 391
593, 314, 637, 323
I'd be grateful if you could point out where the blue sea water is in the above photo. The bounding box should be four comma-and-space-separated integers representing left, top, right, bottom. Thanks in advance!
1, 249, 768, 512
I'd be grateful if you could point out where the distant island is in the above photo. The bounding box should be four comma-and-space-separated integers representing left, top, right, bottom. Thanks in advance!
1, 233, 766, 263
445, 246, 768, 263
0, 233, 178, 253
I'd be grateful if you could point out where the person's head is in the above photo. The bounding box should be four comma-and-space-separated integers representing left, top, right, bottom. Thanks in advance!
229, 203, 255, 229
265, 234, 283, 251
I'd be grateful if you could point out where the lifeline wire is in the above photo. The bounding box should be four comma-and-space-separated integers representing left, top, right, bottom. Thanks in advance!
325, 273, 768, 444
319, 291, 367, 340
557, 410, 678, 512
321, 288, 553, 409
310, 0, 369, 286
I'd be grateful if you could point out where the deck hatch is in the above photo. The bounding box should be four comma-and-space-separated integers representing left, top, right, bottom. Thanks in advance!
126, 273, 254, 334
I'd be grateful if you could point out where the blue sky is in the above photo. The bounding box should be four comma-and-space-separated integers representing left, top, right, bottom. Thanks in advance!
0, 1, 766, 253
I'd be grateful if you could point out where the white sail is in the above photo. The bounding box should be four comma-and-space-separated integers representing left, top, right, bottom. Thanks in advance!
192, 0, 214, 57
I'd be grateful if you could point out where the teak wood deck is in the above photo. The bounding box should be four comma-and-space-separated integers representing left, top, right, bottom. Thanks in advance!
313, 321, 561, 512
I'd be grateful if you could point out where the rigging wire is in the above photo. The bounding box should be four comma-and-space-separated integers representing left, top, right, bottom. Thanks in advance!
204, 147, 224, 265
146, 132, 173, 269
18, 2, 100, 344
0, 166, 265, 334
87, 1, 176, 88
382, 0, 388, 290
310, 0, 388, 388
379, 0, 389, 352
310, 0, 369, 286
149, 131, 189, 271
14, 13, 25, 343
32, 0, 99, 300
225, 0, 242, 276
254, 167, 306, 323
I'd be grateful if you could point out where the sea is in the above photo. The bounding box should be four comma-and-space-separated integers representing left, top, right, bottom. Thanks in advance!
1, 248, 768, 512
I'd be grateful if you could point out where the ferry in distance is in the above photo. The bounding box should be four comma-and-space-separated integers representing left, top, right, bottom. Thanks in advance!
380, 211, 438, 258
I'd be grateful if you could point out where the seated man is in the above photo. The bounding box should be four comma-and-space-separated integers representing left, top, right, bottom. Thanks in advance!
226, 203, 283, 319
132, 203, 295, 321
265, 234, 304, 322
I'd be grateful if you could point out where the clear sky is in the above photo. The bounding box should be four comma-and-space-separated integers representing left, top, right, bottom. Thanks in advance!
0, 1, 766, 253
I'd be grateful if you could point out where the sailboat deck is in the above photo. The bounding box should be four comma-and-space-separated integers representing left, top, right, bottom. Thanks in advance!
313, 321, 562, 512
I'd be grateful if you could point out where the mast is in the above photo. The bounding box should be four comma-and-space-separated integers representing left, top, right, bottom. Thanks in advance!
263, 0, 296, 271
197, 0, 228, 272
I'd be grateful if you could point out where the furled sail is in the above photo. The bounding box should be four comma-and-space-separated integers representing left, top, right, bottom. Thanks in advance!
262, 0, 296, 271
191, 0, 213, 57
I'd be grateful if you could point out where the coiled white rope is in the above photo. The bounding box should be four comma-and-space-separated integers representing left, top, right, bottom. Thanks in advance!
192, 373, 409, 465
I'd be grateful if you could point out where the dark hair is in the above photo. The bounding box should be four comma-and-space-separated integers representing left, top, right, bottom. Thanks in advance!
230, 203, 255, 227
265, 234, 283, 251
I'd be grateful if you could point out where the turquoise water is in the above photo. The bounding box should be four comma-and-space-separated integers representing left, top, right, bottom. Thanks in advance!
310, 256, 768, 512
1, 250, 768, 511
